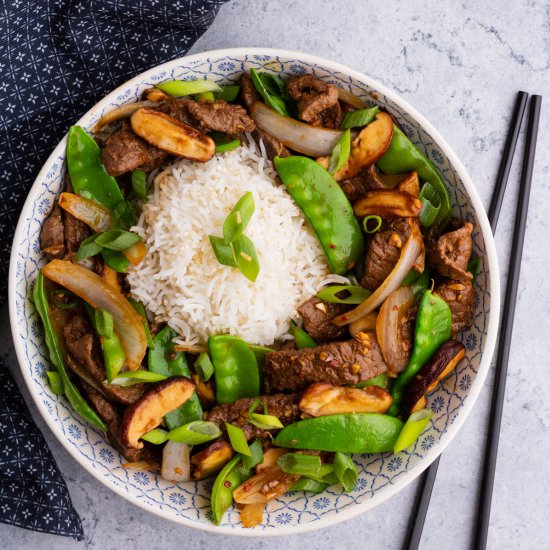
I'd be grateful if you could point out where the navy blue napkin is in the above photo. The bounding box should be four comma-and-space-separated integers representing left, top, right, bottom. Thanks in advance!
0, 0, 228, 538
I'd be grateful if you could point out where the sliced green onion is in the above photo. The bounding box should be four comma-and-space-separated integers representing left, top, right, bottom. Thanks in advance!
328, 128, 351, 174
194, 91, 215, 102
223, 192, 255, 243
468, 256, 481, 280
76, 234, 102, 260
225, 422, 252, 456
208, 235, 237, 268
394, 408, 434, 453
241, 439, 264, 471
95, 229, 141, 251
418, 182, 442, 227
247, 398, 283, 429
110, 370, 167, 387
300, 463, 336, 483
316, 285, 372, 305
250, 68, 289, 116
212, 133, 241, 153
214, 85, 241, 102
291, 323, 317, 349
101, 249, 130, 273
290, 478, 329, 493
355, 373, 388, 389
94, 309, 114, 339
141, 428, 168, 445
131, 169, 148, 200
157, 79, 222, 97
277, 453, 321, 477
110, 199, 137, 229
333, 452, 358, 492
128, 299, 155, 350
195, 352, 214, 382
362, 215, 383, 234
233, 234, 260, 282
167, 421, 222, 445
46, 371, 63, 395
401, 268, 421, 286
341, 106, 380, 129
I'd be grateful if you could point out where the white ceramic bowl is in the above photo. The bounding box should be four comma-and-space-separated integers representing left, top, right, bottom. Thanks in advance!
8, 48, 499, 536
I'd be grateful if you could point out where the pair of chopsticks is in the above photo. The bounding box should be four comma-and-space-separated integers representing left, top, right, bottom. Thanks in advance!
403, 91, 542, 550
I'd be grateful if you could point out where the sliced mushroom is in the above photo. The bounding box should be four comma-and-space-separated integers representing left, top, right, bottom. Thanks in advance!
299, 382, 392, 416
190, 439, 233, 480
403, 340, 466, 413
191, 374, 216, 409
120, 377, 195, 448
239, 502, 265, 529
397, 171, 420, 197
130, 108, 215, 162
363, 164, 411, 189
233, 463, 299, 505
256, 447, 289, 473
353, 189, 422, 218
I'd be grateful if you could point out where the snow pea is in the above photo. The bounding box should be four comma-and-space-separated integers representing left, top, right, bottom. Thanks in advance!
148, 325, 202, 429
274, 413, 404, 454
274, 155, 365, 275
377, 125, 452, 233
33, 273, 107, 432
388, 290, 452, 416
208, 335, 260, 404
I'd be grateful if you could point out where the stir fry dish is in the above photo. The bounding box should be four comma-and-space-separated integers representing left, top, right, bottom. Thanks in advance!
35, 69, 479, 527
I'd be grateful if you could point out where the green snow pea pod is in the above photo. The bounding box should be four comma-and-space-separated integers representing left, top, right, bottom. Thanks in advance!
274, 413, 404, 454
388, 290, 452, 416
208, 335, 260, 404
148, 325, 202, 430
274, 155, 365, 275
33, 273, 107, 432
377, 125, 452, 233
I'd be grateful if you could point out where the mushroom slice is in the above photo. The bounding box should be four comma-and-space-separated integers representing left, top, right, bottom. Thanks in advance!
299, 382, 392, 416
130, 108, 215, 162
233, 463, 299, 505
191, 374, 216, 409
397, 171, 420, 197
353, 189, 422, 218
191, 440, 233, 480
239, 502, 265, 529
256, 447, 289, 473
403, 340, 466, 413
121, 377, 195, 448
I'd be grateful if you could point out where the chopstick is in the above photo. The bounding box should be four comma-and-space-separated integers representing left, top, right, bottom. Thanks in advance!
402, 90, 530, 550
474, 93, 541, 549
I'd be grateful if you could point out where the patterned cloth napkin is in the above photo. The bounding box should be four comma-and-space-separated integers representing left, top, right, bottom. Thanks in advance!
0, 0, 228, 539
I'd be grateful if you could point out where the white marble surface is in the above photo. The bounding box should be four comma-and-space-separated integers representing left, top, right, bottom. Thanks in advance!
2, 1, 550, 548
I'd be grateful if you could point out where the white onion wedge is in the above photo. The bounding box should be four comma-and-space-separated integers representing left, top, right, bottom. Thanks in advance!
333, 231, 423, 326
59, 192, 112, 232
41, 260, 147, 369
161, 441, 191, 482
349, 311, 378, 337
94, 100, 158, 130
337, 87, 370, 109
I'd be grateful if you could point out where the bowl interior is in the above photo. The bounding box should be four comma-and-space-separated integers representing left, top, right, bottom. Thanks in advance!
9, 49, 498, 535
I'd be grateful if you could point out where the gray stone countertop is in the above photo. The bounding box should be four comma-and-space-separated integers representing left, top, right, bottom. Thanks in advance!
2, 1, 549, 548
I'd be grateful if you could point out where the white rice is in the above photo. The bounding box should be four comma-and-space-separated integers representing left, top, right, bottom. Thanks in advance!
127, 141, 346, 346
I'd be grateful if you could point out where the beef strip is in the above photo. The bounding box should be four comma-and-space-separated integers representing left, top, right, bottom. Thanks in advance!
297, 296, 350, 341
40, 203, 66, 259
429, 222, 474, 282
241, 73, 261, 108
254, 128, 291, 160
286, 74, 342, 128
434, 280, 475, 334
263, 333, 387, 393
186, 99, 255, 134
339, 166, 386, 203
101, 122, 167, 176
206, 394, 300, 440
64, 211, 90, 253
156, 97, 201, 129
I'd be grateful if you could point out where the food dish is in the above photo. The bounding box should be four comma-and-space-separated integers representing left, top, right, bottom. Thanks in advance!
9, 48, 499, 534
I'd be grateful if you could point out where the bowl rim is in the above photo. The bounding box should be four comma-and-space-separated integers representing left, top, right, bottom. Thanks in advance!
8, 46, 500, 536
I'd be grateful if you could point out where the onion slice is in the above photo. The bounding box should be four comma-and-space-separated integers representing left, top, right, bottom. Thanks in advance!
59, 192, 112, 233
333, 230, 423, 326
94, 100, 158, 130
161, 440, 191, 482
349, 311, 378, 337
41, 260, 147, 369
336, 87, 370, 110
376, 286, 414, 375
250, 101, 347, 157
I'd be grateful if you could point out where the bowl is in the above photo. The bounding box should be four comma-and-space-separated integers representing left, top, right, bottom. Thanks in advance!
8, 48, 499, 535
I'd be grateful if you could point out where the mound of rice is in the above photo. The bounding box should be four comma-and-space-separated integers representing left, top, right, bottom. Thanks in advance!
127, 140, 346, 346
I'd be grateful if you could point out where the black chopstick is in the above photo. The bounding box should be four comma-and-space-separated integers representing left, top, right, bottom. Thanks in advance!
474, 93, 541, 549
402, 90, 529, 550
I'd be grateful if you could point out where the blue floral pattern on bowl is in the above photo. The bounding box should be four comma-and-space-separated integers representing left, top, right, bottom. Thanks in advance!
9, 49, 498, 535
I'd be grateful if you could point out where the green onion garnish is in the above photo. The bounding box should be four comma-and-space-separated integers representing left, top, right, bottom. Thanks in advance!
167, 421, 222, 446
291, 322, 317, 349
128, 299, 155, 350
194, 91, 215, 102
393, 408, 433, 453
156, 79, 222, 97
223, 191, 255, 243
46, 371, 63, 395
214, 85, 241, 102
277, 453, 322, 477
418, 182, 442, 227
233, 234, 260, 282
94, 309, 114, 339
328, 128, 351, 174
468, 256, 481, 280
131, 169, 148, 200
316, 285, 372, 304
208, 235, 237, 268
290, 478, 329, 493
76, 234, 103, 260
195, 352, 214, 382
225, 423, 252, 456
355, 373, 388, 389
247, 399, 284, 430
241, 439, 264, 471
101, 249, 130, 273
95, 229, 141, 251
333, 452, 358, 492
214, 137, 240, 153
341, 106, 380, 129
110, 370, 167, 387
250, 68, 289, 116
141, 428, 168, 445
362, 215, 383, 234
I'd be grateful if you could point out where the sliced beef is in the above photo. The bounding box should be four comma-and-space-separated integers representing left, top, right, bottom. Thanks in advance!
40, 203, 66, 259
64, 211, 90, 253
241, 73, 261, 108
187, 99, 255, 134
254, 128, 290, 160
429, 222, 474, 282
264, 333, 387, 393
206, 394, 300, 440
156, 97, 201, 128
435, 280, 475, 334
339, 166, 386, 203
286, 74, 342, 128
297, 296, 350, 341
101, 122, 167, 177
